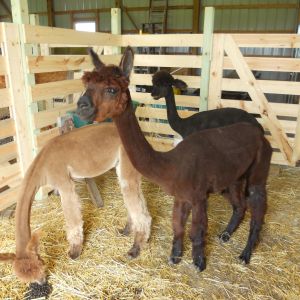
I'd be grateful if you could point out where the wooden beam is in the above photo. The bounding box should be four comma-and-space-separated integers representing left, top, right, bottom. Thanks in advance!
0, 0, 12, 20
208, 34, 224, 109
200, 7, 215, 111
111, 8, 121, 54
224, 34, 293, 164
24, 24, 122, 46
47, 0, 55, 27
11, 0, 29, 24
202, 3, 298, 10
2, 23, 35, 175
192, 0, 200, 33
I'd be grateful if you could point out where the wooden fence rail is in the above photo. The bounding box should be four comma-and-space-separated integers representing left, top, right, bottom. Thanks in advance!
0, 22, 299, 212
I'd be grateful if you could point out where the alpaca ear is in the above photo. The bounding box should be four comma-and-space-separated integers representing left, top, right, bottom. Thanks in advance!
173, 79, 187, 90
88, 48, 105, 70
119, 46, 134, 79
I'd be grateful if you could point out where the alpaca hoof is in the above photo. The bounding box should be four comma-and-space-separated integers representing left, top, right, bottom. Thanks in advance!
25, 280, 52, 299
239, 251, 251, 264
68, 245, 82, 260
127, 245, 140, 259
193, 256, 206, 272
219, 231, 231, 243
168, 256, 181, 265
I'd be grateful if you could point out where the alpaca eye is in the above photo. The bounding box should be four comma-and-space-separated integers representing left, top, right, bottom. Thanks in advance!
105, 87, 118, 95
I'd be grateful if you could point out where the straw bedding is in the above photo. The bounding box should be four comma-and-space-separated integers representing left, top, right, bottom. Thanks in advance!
0, 166, 299, 299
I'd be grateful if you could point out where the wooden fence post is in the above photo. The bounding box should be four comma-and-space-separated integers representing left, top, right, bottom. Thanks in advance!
200, 7, 215, 112
111, 8, 121, 54
1, 23, 34, 176
208, 34, 225, 110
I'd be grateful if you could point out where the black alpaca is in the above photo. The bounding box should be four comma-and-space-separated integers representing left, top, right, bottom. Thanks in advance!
151, 70, 263, 138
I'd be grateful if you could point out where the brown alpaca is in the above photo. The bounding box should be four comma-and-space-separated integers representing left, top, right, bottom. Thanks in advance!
0, 122, 151, 283
77, 48, 272, 271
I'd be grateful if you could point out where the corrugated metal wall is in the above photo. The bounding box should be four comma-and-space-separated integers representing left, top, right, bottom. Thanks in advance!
0, 0, 299, 33
201, 0, 299, 32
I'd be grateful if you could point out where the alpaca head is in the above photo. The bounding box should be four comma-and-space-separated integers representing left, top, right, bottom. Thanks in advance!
77, 47, 134, 122
151, 70, 187, 100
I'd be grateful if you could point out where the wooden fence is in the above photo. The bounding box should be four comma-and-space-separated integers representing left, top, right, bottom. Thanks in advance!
0, 22, 299, 211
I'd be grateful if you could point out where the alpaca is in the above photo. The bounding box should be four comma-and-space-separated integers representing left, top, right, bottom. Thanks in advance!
151, 70, 265, 242
0, 122, 151, 283
151, 70, 263, 139
76, 47, 272, 271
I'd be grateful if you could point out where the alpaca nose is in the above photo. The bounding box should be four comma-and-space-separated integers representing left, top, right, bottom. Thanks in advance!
76, 95, 95, 120
77, 95, 92, 109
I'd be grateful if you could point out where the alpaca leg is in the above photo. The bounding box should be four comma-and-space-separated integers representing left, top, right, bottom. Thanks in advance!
239, 185, 267, 264
190, 198, 208, 271
116, 148, 152, 258
60, 183, 83, 259
219, 180, 246, 242
239, 138, 271, 263
120, 179, 151, 258
169, 199, 191, 264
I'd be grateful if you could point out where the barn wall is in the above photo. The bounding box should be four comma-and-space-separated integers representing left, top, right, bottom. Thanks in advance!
0, 0, 299, 33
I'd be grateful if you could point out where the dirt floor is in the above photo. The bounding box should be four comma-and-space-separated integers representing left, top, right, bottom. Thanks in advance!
0, 165, 299, 299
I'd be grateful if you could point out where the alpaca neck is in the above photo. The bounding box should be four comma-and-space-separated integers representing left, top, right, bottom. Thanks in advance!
165, 87, 182, 131
114, 91, 167, 182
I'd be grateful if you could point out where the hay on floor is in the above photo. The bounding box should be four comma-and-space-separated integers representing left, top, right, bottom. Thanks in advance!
0, 166, 299, 299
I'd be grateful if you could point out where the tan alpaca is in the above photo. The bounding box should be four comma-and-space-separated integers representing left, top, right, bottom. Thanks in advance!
0, 122, 151, 283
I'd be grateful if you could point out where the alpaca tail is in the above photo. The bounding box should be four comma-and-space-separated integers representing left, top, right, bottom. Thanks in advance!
15, 153, 44, 258
0, 232, 46, 283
